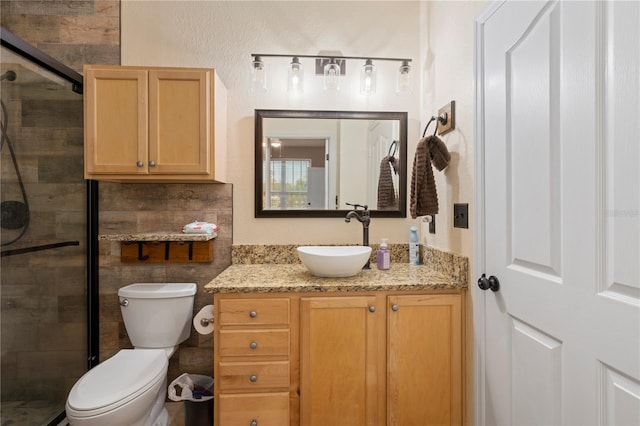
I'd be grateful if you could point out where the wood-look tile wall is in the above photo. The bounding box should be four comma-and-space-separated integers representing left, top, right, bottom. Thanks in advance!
2, 0, 230, 400
99, 182, 233, 380
1, 0, 119, 403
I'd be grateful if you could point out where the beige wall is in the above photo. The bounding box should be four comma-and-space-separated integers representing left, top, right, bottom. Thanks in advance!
121, 0, 485, 255
121, 0, 423, 245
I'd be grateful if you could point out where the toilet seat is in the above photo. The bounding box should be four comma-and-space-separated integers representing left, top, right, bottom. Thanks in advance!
66, 349, 168, 418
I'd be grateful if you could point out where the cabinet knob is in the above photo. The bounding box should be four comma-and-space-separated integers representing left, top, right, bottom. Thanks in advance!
250, 420, 257, 426
149, 160, 156, 167
136, 161, 143, 167
250, 341, 258, 349
391, 304, 398, 312
250, 374, 258, 382
369, 305, 376, 313
249, 310, 257, 318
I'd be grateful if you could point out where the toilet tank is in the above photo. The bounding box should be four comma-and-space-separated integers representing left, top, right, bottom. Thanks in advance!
118, 283, 197, 349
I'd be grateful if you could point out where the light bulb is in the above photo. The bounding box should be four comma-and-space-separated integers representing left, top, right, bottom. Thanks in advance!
360, 59, 376, 94
287, 57, 304, 94
323, 58, 341, 91
396, 60, 412, 94
250, 56, 267, 92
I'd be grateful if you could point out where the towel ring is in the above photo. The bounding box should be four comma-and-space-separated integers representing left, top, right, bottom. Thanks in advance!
387, 140, 398, 157
421, 113, 448, 138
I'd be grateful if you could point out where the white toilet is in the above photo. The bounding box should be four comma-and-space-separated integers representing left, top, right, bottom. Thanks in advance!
66, 283, 197, 426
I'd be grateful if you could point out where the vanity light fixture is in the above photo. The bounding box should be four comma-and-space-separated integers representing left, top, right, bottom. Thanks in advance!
323, 58, 341, 91
250, 53, 411, 95
360, 59, 376, 94
396, 60, 412, 94
288, 56, 304, 94
250, 56, 267, 92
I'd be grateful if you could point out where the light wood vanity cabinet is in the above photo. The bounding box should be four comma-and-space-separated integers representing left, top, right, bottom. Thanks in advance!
83, 65, 227, 182
213, 291, 463, 426
215, 297, 292, 426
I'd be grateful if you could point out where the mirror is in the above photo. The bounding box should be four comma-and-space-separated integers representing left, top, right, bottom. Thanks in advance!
255, 109, 407, 218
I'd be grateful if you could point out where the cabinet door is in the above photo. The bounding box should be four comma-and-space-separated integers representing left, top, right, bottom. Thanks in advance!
387, 294, 462, 425
84, 67, 148, 176
300, 296, 379, 426
148, 69, 210, 175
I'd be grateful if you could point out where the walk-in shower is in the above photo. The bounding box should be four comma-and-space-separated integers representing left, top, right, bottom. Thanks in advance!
1, 28, 98, 426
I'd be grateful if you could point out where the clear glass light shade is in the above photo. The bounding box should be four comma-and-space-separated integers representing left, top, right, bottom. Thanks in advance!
396, 61, 412, 93
287, 57, 304, 94
323, 59, 341, 91
360, 59, 376, 94
251, 56, 267, 92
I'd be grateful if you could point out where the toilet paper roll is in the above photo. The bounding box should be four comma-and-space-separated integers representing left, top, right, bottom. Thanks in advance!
193, 304, 214, 335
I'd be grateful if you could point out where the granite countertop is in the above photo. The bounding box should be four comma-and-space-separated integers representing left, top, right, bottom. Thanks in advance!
99, 232, 216, 242
204, 263, 466, 294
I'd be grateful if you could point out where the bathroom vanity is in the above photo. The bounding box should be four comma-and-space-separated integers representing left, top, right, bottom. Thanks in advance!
205, 262, 467, 426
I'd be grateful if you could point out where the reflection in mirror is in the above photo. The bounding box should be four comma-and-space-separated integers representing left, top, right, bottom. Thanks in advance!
255, 110, 407, 218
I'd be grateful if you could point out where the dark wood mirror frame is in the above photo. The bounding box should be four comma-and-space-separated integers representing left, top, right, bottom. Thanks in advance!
255, 109, 407, 218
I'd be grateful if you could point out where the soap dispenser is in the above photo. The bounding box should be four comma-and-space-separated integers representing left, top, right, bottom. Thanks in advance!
377, 238, 390, 270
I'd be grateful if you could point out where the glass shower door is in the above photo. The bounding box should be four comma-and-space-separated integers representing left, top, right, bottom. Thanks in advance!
1, 45, 87, 425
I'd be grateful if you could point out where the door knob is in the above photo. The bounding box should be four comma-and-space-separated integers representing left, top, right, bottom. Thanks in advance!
478, 273, 500, 292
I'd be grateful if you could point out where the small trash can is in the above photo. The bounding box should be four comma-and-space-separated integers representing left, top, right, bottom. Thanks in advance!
168, 373, 214, 426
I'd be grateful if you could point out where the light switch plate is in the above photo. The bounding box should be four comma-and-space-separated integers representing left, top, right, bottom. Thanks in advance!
437, 101, 455, 135
453, 203, 468, 229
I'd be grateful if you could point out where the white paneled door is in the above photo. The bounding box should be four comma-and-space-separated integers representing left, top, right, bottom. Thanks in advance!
475, 1, 640, 425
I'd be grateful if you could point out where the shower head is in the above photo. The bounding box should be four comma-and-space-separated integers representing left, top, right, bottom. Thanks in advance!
1, 70, 17, 81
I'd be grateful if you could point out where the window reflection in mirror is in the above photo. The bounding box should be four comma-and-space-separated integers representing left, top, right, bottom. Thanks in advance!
255, 110, 407, 218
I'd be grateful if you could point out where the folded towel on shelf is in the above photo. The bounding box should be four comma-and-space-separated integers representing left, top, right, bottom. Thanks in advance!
410, 135, 450, 219
377, 155, 397, 209
181, 221, 219, 235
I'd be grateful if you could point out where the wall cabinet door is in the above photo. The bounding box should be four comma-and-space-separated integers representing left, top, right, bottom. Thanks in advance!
148, 69, 210, 175
300, 296, 380, 426
387, 294, 463, 425
84, 67, 149, 175
84, 65, 227, 182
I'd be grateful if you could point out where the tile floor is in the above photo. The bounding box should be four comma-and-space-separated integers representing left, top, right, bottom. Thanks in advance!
1, 400, 186, 426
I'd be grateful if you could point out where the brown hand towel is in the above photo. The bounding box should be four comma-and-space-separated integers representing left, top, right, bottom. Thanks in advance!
377, 155, 397, 209
410, 137, 439, 218
427, 135, 450, 171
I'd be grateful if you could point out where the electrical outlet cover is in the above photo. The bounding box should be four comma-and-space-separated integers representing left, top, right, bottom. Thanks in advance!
453, 203, 468, 229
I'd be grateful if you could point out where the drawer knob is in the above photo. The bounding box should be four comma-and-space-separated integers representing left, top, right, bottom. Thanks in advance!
250, 341, 258, 349
136, 161, 143, 167
369, 305, 376, 313
250, 420, 257, 426
149, 160, 156, 167
249, 310, 257, 318
391, 304, 398, 312
250, 374, 258, 382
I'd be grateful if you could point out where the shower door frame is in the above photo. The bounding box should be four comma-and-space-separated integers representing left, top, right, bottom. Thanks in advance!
1, 26, 100, 424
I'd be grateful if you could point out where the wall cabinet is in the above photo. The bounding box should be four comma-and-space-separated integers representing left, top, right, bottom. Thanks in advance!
84, 65, 227, 182
213, 291, 463, 426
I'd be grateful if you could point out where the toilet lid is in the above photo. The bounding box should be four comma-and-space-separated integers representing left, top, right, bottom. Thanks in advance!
67, 349, 168, 412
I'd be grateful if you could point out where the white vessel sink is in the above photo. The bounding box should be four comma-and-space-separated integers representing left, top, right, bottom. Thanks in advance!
297, 246, 372, 278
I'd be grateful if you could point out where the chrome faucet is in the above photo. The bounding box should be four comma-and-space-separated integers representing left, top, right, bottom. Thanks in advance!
345, 203, 371, 269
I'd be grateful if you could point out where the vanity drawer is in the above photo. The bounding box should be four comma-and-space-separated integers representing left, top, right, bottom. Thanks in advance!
219, 392, 289, 426
219, 298, 290, 326
219, 329, 290, 357
219, 361, 289, 391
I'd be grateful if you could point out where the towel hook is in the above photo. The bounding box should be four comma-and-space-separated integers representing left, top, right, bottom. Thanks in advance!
421, 113, 448, 138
